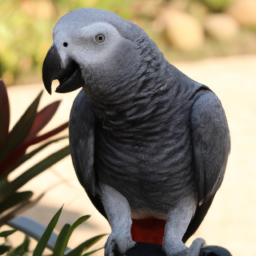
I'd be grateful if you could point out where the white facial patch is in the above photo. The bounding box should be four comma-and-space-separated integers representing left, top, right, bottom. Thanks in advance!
53, 22, 124, 69
75, 22, 123, 65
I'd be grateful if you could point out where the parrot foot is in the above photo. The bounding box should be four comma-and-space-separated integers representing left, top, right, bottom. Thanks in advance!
187, 238, 205, 256
101, 184, 136, 256
168, 238, 205, 256
105, 232, 136, 256
163, 194, 198, 256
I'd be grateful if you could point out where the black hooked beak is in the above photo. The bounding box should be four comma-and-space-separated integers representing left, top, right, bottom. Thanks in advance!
42, 44, 84, 94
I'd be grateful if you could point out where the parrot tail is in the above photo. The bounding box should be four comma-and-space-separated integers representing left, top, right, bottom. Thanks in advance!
131, 218, 166, 245
131, 195, 215, 245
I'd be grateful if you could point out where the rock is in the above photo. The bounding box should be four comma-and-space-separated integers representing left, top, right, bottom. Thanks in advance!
204, 14, 239, 40
21, 0, 55, 19
161, 9, 205, 51
188, 1, 209, 22
132, 0, 162, 18
226, 0, 256, 26
168, 0, 188, 11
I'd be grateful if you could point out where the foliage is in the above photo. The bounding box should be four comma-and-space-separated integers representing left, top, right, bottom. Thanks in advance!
0, 0, 136, 85
0, 206, 105, 256
0, 78, 70, 225
0, 0, 53, 85
200, 0, 234, 12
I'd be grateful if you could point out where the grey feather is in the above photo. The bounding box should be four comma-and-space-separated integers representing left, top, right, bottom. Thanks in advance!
190, 91, 230, 205
69, 89, 96, 196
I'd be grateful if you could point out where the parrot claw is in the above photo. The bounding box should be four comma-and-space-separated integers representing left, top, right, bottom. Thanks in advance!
167, 238, 205, 256
105, 232, 136, 256
187, 238, 205, 256
105, 234, 117, 256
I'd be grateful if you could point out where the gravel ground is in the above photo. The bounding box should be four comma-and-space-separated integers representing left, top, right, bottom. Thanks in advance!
5, 54, 256, 256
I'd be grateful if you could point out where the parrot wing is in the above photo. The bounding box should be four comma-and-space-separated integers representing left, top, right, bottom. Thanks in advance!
69, 89, 107, 218
183, 90, 230, 242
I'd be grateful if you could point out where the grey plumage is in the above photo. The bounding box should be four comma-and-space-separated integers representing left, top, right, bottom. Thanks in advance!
43, 8, 230, 256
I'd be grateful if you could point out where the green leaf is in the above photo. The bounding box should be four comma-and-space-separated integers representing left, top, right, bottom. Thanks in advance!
0, 79, 10, 153
0, 90, 43, 162
0, 193, 44, 225
0, 245, 10, 254
52, 223, 70, 256
33, 206, 63, 256
9, 235, 30, 256
59, 215, 90, 256
65, 235, 106, 256
82, 247, 104, 256
0, 191, 33, 214
0, 176, 9, 193
0, 145, 70, 201
5, 136, 68, 175
0, 229, 16, 237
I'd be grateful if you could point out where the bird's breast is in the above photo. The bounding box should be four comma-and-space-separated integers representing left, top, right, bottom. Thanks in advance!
95, 122, 196, 213
93, 79, 205, 213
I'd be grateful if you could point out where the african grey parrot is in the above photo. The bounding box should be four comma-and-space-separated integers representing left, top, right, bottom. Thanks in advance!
42, 8, 230, 256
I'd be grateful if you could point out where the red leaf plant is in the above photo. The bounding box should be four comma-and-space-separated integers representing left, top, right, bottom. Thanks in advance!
0, 78, 70, 223
0, 79, 68, 177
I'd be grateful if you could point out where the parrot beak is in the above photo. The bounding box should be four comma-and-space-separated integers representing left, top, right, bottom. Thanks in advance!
42, 44, 84, 94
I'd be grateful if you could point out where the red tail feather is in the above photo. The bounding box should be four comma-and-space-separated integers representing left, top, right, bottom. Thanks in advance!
131, 218, 166, 245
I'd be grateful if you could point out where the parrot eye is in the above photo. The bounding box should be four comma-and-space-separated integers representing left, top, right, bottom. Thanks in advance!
95, 34, 105, 43
63, 42, 68, 47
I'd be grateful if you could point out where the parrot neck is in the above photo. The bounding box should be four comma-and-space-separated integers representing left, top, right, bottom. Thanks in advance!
84, 38, 196, 141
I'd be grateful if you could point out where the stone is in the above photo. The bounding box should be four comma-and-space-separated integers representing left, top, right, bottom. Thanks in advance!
226, 0, 256, 26
204, 14, 239, 40
161, 9, 205, 51
21, 0, 55, 19
132, 0, 162, 18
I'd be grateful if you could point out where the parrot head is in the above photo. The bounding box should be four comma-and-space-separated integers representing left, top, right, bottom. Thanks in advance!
42, 8, 155, 95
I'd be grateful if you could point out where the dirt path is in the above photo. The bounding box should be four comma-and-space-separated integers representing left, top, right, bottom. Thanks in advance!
6, 54, 256, 256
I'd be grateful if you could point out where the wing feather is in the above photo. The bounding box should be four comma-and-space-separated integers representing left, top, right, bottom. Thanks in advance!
183, 90, 230, 242
191, 91, 230, 204
69, 90, 96, 196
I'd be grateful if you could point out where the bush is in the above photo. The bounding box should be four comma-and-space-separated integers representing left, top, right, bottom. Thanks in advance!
201, 0, 235, 11
0, 0, 135, 85
0, 78, 69, 224
0, 206, 105, 256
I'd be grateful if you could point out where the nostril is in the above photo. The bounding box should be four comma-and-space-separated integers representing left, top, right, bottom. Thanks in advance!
63, 42, 68, 47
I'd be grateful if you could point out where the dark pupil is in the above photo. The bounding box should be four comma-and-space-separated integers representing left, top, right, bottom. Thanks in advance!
98, 36, 103, 41
63, 42, 68, 47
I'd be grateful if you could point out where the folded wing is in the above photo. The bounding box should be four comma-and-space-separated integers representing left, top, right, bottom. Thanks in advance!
183, 90, 230, 242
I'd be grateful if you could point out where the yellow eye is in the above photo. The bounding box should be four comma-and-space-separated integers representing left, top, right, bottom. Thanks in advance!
95, 34, 105, 43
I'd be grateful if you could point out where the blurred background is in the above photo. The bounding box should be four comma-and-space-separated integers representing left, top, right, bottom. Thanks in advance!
1, 0, 256, 256
1, 0, 256, 85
